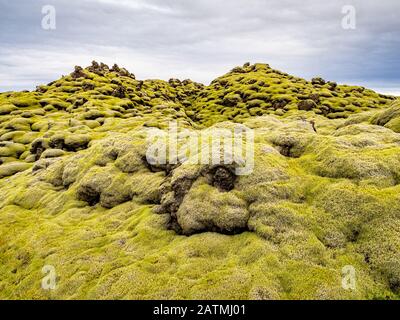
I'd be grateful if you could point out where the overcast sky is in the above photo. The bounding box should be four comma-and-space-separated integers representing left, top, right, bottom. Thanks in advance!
1, 0, 399, 94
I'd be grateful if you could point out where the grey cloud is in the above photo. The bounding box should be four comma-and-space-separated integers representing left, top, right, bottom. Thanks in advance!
0, 0, 399, 93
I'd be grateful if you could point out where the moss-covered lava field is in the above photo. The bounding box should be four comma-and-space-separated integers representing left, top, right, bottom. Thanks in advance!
0, 62, 399, 299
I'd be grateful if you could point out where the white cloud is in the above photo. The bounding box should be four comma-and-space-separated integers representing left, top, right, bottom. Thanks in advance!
88, 0, 174, 14
0, 44, 225, 90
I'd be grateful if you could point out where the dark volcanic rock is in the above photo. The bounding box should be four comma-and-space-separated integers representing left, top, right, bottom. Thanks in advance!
71, 66, 87, 79
298, 99, 317, 111
212, 166, 236, 191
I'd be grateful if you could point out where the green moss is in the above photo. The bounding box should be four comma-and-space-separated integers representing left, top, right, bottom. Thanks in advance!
177, 180, 249, 235
385, 117, 400, 133
0, 142, 26, 158
0, 162, 31, 178
64, 134, 90, 151
9, 96, 38, 108
0, 104, 17, 115
41, 149, 66, 159
0, 62, 399, 300
39, 98, 70, 110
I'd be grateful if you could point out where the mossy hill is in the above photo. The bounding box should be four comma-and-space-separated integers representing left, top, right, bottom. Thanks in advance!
0, 61, 399, 299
